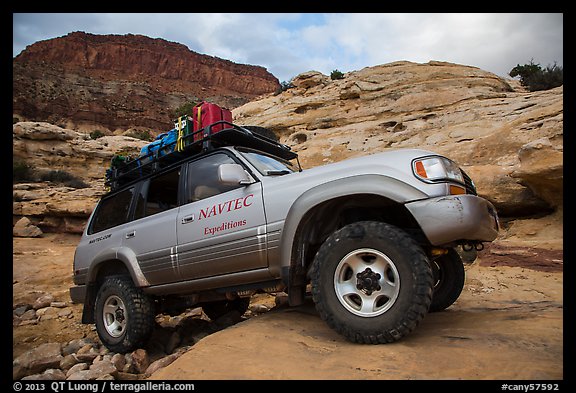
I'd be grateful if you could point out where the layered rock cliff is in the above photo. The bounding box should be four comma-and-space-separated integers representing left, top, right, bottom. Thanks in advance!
13, 31, 279, 133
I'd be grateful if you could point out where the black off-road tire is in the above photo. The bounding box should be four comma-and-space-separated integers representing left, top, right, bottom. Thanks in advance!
429, 248, 465, 312
309, 221, 433, 344
202, 297, 250, 321
94, 276, 155, 353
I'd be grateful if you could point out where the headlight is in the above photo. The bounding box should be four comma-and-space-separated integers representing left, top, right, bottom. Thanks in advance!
412, 156, 464, 184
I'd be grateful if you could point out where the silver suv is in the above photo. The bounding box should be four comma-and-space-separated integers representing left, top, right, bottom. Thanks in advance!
70, 122, 499, 352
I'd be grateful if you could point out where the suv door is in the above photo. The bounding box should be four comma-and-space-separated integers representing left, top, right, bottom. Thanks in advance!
176, 152, 267, 280
122, 166, 182, 286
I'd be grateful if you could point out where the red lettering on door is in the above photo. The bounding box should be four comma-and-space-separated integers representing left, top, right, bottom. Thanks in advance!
197, 194, 254, 220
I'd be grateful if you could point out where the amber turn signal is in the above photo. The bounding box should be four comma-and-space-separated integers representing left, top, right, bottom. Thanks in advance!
449, 184, 466, 195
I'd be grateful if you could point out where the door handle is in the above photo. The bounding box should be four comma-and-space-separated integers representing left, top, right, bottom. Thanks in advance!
125, 231, 135, 239
181, 215, 195, 224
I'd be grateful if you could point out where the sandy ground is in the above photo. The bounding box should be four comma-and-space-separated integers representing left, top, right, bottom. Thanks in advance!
12, 220, 564, 380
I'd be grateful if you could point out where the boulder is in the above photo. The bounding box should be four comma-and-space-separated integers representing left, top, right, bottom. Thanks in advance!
13, 342, 63, 380
512, 138, 563, 208
13, 217, 42, 238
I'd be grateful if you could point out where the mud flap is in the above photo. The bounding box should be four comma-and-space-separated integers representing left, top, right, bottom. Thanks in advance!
288, 285, 305, 306
81, 282, 97, 324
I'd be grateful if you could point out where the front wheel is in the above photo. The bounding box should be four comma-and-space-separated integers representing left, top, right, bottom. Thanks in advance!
429, 248, 465, 312
309, 221, 433, 344
94, 276, 155, 353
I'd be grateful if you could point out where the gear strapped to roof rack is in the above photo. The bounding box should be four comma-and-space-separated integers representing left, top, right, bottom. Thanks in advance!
105, 121, 297, 192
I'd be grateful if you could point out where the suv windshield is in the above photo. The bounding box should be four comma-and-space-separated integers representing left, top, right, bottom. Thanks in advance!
239, 149, 298, 176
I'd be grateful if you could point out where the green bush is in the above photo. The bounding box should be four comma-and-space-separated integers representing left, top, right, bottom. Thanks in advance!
39, 169, 75, 183
509, 60, 563, 92
330, 69, 345, 80
39, 170, 89, 189
90, 130, 106, 139
13, 160, 35, 182
62, 178, 90, 189
126, 129, 153, 141
172, 100, 199, 119
275, 81, 295, 95
14, 162, 89, 188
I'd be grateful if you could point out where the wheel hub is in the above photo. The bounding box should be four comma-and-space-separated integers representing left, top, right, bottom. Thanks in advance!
115, 308, 125, 323
333, 248, 400, 318
102, 295, 127, 338
356, 268, 382, 295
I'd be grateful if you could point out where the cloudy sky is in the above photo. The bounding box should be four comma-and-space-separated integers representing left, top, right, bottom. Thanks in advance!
12, 13, 563, 82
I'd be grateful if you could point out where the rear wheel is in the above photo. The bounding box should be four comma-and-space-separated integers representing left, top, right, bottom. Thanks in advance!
310, 221, 433, 344
94, 276, 155, 353
429, 249, 465, 312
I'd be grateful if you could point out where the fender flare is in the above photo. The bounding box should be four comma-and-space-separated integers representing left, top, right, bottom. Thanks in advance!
81, 248, 149, 324
273, 174, 428, 277
86, 247, 150, 287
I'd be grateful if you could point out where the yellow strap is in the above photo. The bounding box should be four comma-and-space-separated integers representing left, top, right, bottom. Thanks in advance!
177, 116, 184, 152
197, 106, 202, 137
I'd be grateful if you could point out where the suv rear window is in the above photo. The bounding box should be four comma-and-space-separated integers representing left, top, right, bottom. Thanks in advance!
134, 167, 180, 219
89, 187, 135, 234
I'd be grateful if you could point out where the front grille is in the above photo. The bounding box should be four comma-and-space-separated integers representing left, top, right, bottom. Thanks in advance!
461, 170, 477, 195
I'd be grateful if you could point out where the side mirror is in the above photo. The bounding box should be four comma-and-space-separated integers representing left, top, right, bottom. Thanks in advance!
218, 164, 252, 186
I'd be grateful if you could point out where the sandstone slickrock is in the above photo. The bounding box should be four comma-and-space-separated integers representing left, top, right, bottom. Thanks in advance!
511, 137, 563, 208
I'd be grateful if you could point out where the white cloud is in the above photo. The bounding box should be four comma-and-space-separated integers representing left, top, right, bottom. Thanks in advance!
13, 13, 563, 82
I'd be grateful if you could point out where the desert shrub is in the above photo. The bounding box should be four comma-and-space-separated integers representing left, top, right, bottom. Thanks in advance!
173, 100, 199, 119
39, 170, 89, 188
275, 81, 295, 95
509, 60, 563, 92
90, 130, 106, 139
62, 178, 90, 189
330, 69, 345, 80
13, 160, 35, 182
126, 129, 153, 141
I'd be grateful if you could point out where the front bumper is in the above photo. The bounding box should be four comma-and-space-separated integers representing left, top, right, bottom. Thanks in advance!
405, 194, 499, 246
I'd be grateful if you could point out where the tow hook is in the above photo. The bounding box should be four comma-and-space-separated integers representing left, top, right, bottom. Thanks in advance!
462, 242, 484, 252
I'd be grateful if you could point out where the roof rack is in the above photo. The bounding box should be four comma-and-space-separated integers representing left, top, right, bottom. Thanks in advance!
105, 121, 297, 191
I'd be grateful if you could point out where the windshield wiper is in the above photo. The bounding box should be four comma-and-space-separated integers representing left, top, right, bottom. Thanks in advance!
265, 170, 291, 176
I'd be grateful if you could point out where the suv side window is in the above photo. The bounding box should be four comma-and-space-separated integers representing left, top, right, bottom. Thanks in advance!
186, 153, 242, 203
134, 167, 181, 219
90, 187, 135, 234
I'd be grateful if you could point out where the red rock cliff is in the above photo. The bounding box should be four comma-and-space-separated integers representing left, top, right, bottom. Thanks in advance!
13, 31, 280, 132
